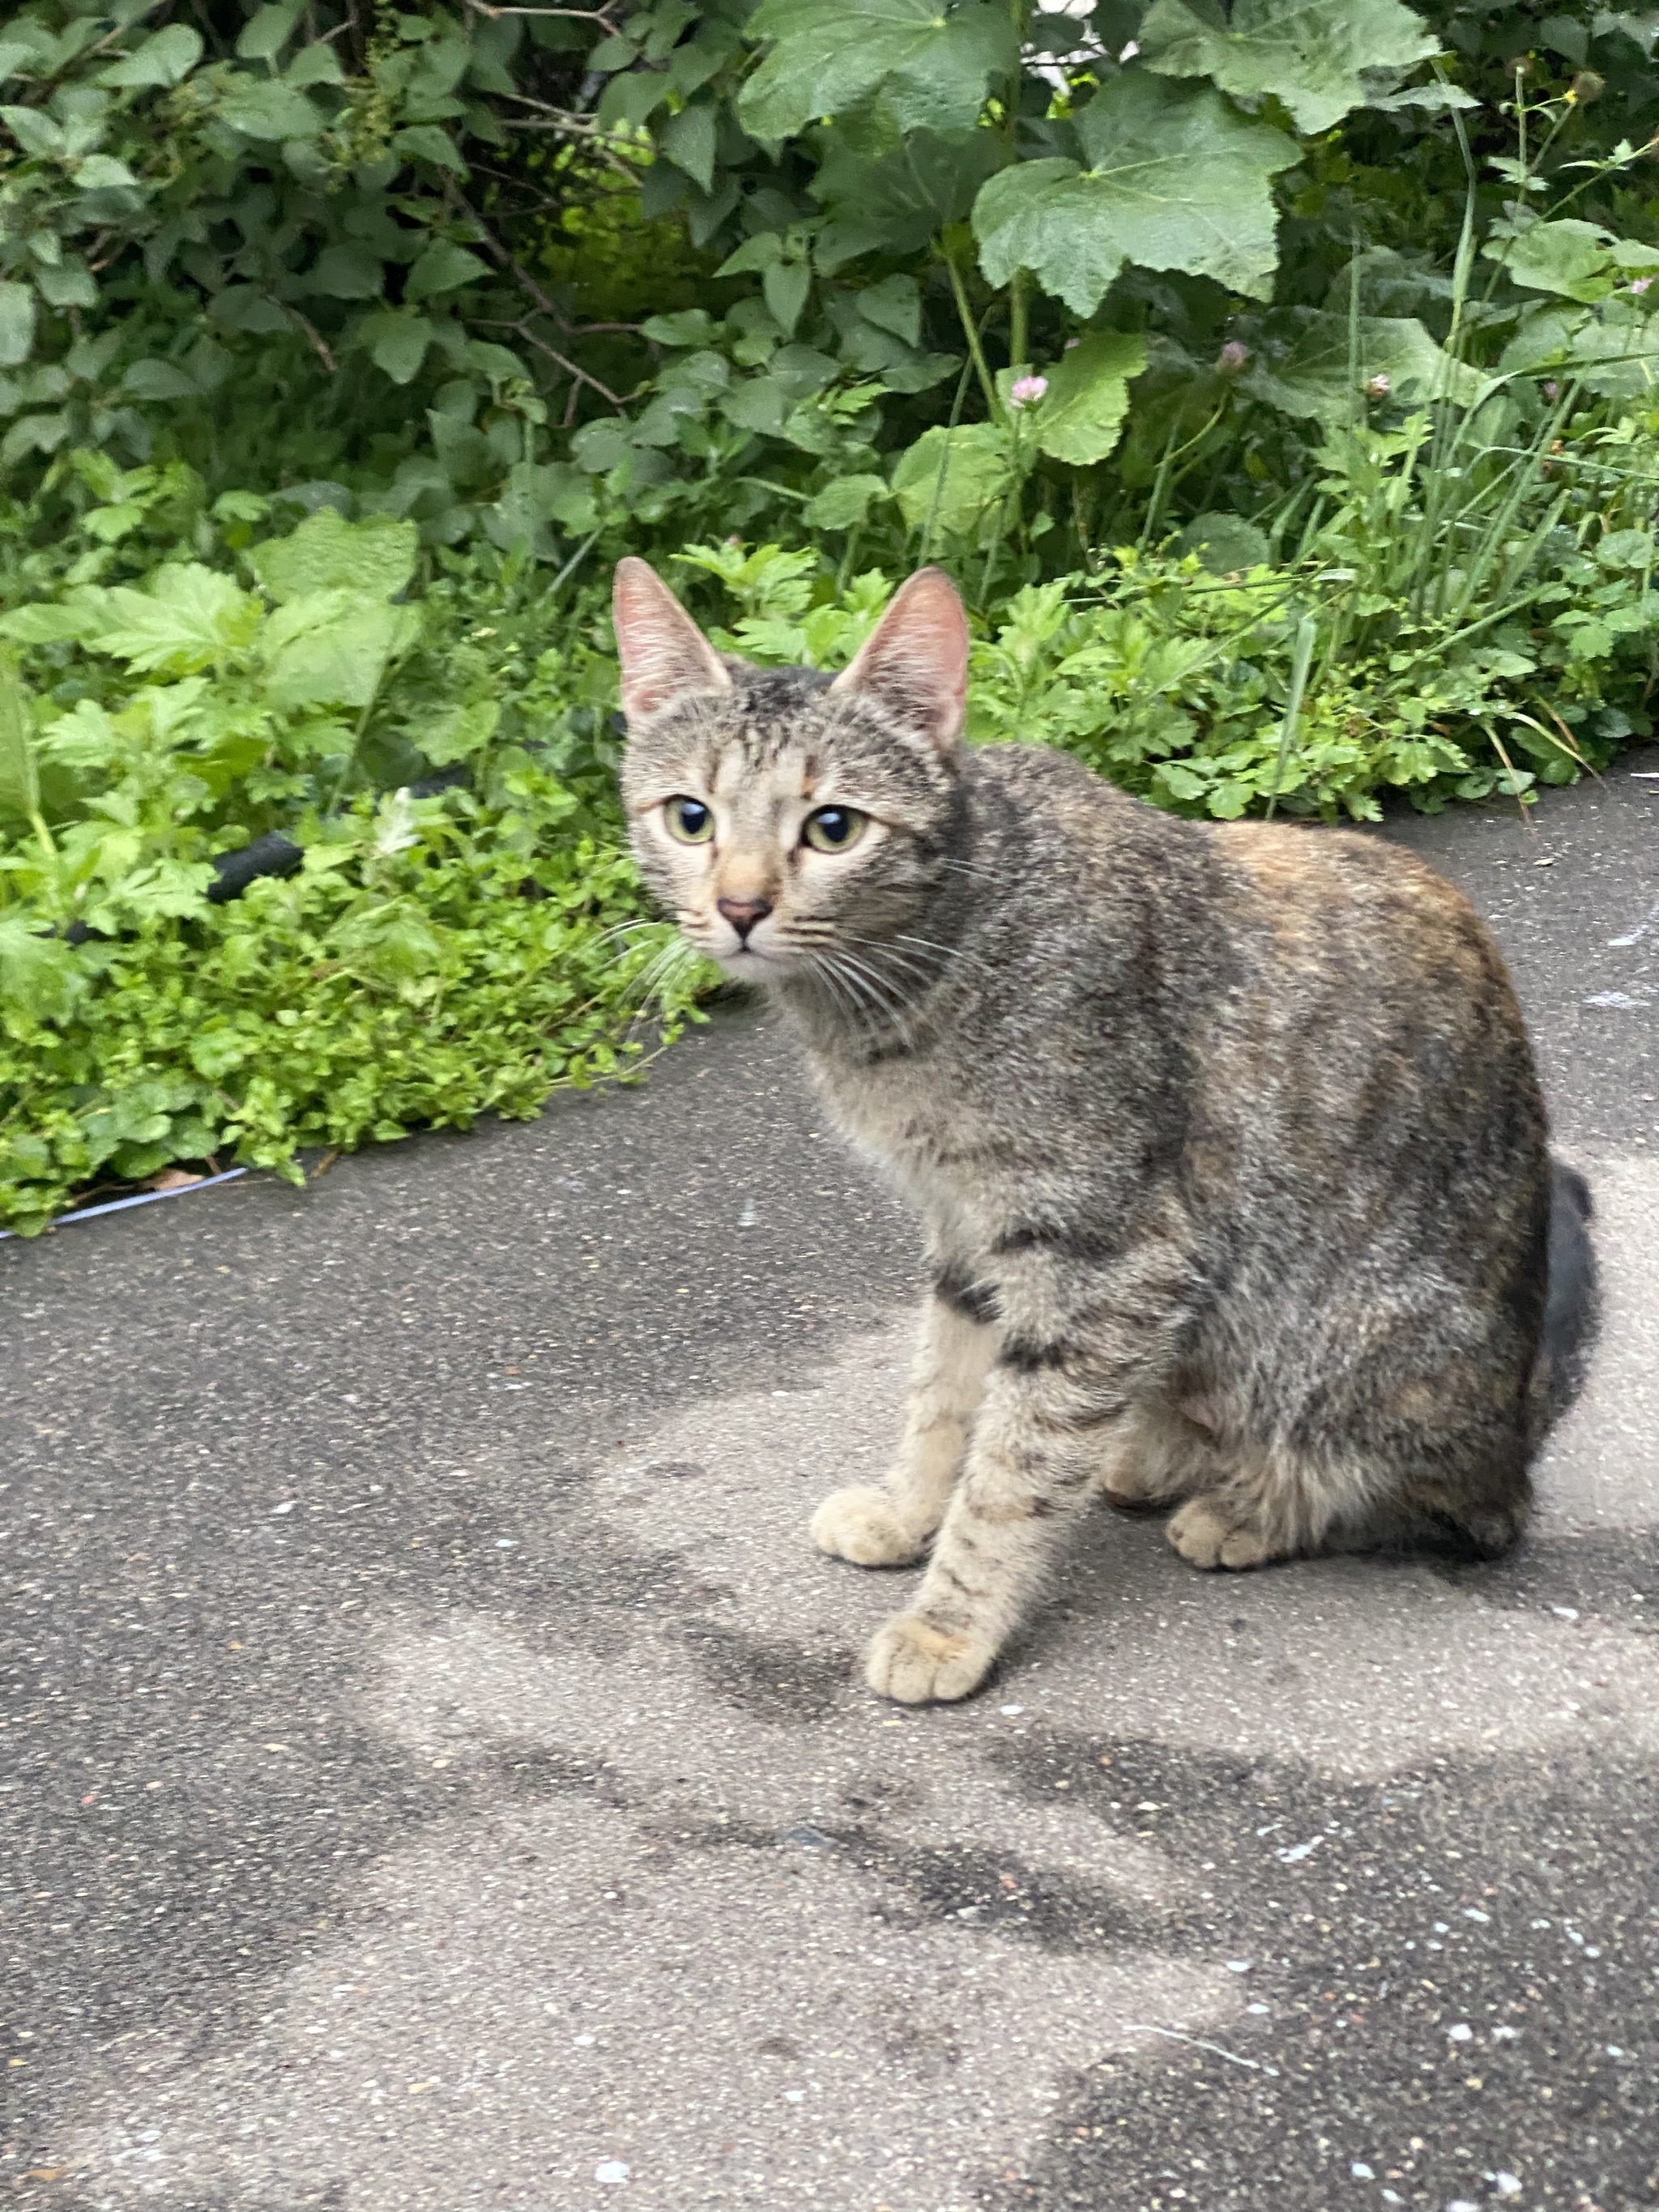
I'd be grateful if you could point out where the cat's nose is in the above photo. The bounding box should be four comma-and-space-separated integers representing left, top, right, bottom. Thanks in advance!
716, 894, 773, 942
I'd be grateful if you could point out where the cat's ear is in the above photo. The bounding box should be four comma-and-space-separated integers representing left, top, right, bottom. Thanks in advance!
612, 557, 732, 726
828, 566, 968, 752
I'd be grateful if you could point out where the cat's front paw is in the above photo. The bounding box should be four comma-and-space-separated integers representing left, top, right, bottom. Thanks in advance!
864, 1613, 995, 1703
810, 1485, 927, 1567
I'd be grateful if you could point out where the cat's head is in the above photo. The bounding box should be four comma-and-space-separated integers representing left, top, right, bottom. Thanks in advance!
613, 560, 969, 991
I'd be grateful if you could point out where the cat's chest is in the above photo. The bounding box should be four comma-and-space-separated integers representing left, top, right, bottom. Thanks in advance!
806, 1048, 996, 1213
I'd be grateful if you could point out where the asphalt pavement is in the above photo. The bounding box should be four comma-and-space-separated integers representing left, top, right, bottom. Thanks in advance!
3, 749, 1657, 2212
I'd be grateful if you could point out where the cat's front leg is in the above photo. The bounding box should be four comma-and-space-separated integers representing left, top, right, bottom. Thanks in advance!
864, 1247, 1186, 1701
811, 1272, 998, 1568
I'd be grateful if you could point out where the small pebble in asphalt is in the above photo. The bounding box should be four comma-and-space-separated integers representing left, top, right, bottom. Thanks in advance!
595, 2161, 629, 2184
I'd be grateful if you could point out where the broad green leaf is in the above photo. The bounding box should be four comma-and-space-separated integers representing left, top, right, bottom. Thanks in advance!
857, 275, 922, 347
641, 309, 716, 347
405, 241, 491, 300
310, 244, 385, 298
287, 41, 345, 87
802, 473, 890, 529
237, 0, 305, 62
720, 377, 790, 436
0, 670, 41, 818
73, 154, 141, 190
252, 509, 419, 603
1239, 308, 1486, 423
122, 360, 199, 400
35, 697, 117, 770
264, 599, 419, 709
763, 259, 811, 336
738, 0, 1019, 139
973, 75, 1298, 316
1033, 331, 1148, 466
393, 124, 467, 172
812, 127, 1008, 271
1175, 511, 1272, 571
0, 282, 36, 369
360, 309, 432, 384
1486, 217, 1659, 304
97, 23, 203, 86
661, 102, 718, 192
35, 262, 97, 309
412, 697, 501, 765
1139, 0, 1439, 136
85, 567, 262, 675
0, 915, 82, 1022
890, 420, 1012, 535
0, 411, 70, 467
218, 78, 323, 139
1, 105, 66, 157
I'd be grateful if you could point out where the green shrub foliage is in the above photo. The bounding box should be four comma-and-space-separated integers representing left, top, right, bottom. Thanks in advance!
2, 1, 1659, 1225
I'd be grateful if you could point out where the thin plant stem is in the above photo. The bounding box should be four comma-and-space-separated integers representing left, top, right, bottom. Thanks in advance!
1263, 612, 1319, 821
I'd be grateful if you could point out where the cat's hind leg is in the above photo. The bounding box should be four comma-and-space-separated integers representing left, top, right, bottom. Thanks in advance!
812, 1277, 997, 1568
1097, 1396, 1222, 1515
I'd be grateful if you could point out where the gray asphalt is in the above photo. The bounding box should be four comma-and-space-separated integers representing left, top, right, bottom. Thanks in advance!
3, 751, 1657, 2212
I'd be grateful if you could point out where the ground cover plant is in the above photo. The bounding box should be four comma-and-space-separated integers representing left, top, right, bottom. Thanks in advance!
2, 0, 1658, 1228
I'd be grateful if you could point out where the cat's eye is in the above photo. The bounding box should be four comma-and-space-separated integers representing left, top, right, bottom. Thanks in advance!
801, 805, 868, 855
663, 795, 714, 844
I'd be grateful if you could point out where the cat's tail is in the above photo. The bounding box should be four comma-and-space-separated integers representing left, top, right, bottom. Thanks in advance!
1528, 1157, 1600, 1441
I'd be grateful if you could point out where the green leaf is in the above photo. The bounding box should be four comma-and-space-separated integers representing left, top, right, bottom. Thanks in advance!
73, 154, 141, 190
738, 0, 1019, 139
1486, 217, 1659, 304
237, 0, 306, 62
660, 101, 718, 192
720, 377, 791, 436
264, 596, 419, 709
405, 241, 491, 300
810, 127, 1008, 271
35, 261, 97, 309
856, 274, 922, 346
84, 567, 262, 675
1139, 0, 1439, 136
802, 472, 889, 530
393, 123, 467, 171
1, 104, 66, 156
890, 420, 1012, 535
973, 75, 1298, 317
412, 696, 500, 765
287, 40, 345, 87
0, 669, 41, 818
310, 243, 385, 299
1239, 308, 1486, 422
218, 78, 323, 139
0, 914, 81, 1022
97, 23, 204, 87
122, 360, 200, 400
1033, 331, 1148, 465
1175, 511, 1272, 571
641, 309, 716, 346
252, 509, 419, 603
0, 282, 36, 369
360, 309, 432, 384
763, 259, 811, 337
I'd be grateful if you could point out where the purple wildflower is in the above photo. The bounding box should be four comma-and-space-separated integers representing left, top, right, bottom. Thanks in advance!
1009, 374, 1049, 409
1364, 372, 1392, 400
1216, 339, 1251, 375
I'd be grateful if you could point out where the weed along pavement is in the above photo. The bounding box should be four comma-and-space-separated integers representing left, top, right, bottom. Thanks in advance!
5, 755, 1657, 2212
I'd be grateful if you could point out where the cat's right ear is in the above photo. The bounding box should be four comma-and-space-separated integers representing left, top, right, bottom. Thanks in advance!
828, 565, 968, 752
612, 557, 732, 726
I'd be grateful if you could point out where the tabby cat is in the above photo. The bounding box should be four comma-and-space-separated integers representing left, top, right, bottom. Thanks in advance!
612, 559, 1598, 1705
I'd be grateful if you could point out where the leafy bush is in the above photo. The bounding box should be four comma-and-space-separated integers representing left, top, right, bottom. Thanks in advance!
4, 2, 1659, 1228
0, 502, 707, 1232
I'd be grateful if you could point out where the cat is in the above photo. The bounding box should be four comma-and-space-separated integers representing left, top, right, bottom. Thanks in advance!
612, 557, 1600, 1705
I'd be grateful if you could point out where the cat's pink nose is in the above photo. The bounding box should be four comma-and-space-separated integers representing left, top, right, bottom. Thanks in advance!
716, 895, 773, 941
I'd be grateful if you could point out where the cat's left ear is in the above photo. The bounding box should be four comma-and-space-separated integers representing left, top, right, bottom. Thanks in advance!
612, 557, 732, 726
828, 566, 968, 752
